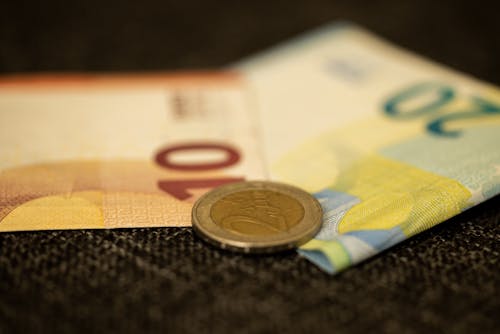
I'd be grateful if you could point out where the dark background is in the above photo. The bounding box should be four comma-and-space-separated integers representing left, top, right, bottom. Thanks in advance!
0, 1, 499, 333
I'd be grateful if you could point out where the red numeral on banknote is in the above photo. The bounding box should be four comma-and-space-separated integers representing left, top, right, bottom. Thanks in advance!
155, 143, 243, 200
158, 178, 243, 200
155, 143, 240, 170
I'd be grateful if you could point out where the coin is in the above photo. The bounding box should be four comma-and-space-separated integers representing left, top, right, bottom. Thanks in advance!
192, 181, 323, 253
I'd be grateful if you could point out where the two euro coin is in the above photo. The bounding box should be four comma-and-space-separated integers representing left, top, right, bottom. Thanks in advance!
192, 181, 323, 253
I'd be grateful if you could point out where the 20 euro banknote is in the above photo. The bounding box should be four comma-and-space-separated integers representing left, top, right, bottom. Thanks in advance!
235, 22, 500, 274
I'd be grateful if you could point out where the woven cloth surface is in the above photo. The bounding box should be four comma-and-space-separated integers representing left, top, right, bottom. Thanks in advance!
1, 196, 499, 333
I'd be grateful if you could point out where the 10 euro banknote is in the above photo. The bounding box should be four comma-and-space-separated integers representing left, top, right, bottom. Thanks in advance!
235, 22, 500, 273
0, 73, 269, 231
1, 22, 499, 275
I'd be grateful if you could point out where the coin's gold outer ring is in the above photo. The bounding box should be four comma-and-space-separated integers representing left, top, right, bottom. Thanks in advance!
192, 181, 323, 254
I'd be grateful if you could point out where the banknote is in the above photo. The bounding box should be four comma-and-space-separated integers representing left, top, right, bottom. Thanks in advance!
0, 73, 267, 231
235, 22, 500, 273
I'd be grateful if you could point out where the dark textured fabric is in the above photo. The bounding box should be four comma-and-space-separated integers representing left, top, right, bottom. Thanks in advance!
1, 197, 499, 333
0, 1, 499, 333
